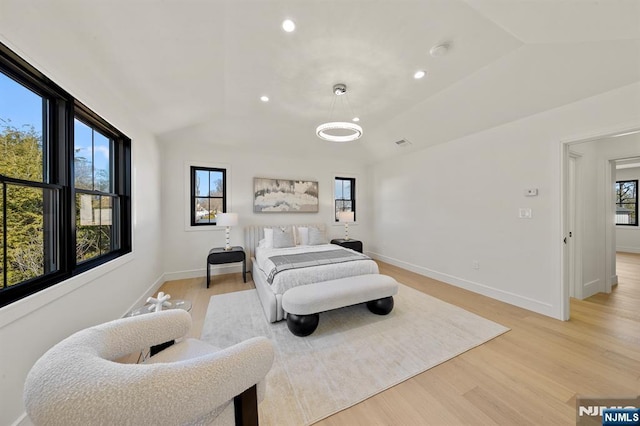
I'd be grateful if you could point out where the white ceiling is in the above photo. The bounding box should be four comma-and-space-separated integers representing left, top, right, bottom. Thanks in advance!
1, 0, 639, 163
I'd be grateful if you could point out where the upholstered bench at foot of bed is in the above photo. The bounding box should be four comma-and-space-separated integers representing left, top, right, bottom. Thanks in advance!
281, 274, 399, 337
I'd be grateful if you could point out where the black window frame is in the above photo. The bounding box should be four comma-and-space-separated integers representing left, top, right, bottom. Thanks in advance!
615, 179, 638, 226
190, 166, 227, 226
0, 42, 131, 308
335, 176, 356, 222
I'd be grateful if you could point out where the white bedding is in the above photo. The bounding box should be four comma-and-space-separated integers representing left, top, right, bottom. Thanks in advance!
255, 244, 379, 294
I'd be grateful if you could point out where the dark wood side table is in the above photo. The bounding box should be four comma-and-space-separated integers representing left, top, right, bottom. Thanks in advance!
206, 246, 246, 288
330, 239, 363, 253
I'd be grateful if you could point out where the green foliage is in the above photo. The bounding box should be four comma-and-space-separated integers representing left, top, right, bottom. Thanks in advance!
0, 124, 43, 181
0, 123, 44, 285
0, 121, 111, 287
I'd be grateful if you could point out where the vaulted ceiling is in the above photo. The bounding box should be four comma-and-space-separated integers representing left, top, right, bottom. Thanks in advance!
2, 0, 639, 163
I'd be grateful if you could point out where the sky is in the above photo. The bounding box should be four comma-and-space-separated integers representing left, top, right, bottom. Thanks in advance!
0, 71, 42, 134
0, 71, 109, 173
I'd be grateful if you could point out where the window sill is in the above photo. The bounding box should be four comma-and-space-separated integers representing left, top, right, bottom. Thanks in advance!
0, 253, 135, 329
616, 225, 640, 230
184, 225, 228, 232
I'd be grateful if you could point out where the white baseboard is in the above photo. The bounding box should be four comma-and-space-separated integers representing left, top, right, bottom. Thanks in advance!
610, 274, 619, 286
367, 251, 558, 319
582, 279, 602, 298
121, 272, 166, 317
163, 264, 242, 282
616, 246, 640, 254
12, 412, 30, 426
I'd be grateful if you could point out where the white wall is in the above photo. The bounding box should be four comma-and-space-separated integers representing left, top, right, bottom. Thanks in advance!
158, 136, 370, 280
616, 165, 640, 253
368, 82, 640, 320
0, 44, 165, 425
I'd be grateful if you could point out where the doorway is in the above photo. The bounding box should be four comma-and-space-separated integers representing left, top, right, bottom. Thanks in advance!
613, 158, 640, 297
562, 129, 640, 319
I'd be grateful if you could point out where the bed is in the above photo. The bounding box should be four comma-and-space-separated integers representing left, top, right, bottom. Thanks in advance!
244, 224, 379, 322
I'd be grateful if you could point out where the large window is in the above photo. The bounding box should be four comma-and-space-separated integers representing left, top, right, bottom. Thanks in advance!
0, 43, 131, 307
334, 177, 356, 221
190, 166, 226, 225
616, 180, 638, 226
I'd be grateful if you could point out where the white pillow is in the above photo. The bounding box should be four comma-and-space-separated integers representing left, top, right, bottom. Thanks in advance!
257, 239, 266, 248
273, 227, 295, 248
297, 226, 309, 246
308, 227, 327, 245
263, 228, 274, 248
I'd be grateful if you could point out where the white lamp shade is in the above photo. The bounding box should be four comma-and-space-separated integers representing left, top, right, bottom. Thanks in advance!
337, 211, 354, 223
216, 213, 238, 227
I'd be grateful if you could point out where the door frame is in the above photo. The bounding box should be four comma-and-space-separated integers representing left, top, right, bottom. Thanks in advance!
560, 125, 640, 320
567, 151, 583, 300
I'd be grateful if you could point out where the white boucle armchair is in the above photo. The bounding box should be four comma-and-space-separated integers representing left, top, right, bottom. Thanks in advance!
23, 309, 274, 426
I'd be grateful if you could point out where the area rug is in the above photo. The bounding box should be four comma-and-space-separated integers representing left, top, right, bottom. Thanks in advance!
200, 283, 509, 425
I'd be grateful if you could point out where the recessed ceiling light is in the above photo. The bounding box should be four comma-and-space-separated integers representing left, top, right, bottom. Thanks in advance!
282, 19, 295, 32
414, 70, 426, 79
352, 117, 360, 122
260, 95, 269, 102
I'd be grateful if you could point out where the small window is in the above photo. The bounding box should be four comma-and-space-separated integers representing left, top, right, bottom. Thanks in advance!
190, 166, 226, 225
616, 180, 638, 226
335, 177, 355, 221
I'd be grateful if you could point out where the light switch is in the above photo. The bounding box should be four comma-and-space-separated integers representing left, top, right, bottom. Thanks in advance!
519, 208, 532, 219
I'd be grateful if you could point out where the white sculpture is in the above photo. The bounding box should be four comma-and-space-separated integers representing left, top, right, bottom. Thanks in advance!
146, 292, 172, 312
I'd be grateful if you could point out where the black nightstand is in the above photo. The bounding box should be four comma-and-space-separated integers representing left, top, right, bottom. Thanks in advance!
206, 246, 246, 288
330, 239, 363, 253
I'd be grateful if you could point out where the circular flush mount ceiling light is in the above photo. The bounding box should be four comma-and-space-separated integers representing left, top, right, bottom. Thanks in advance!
352, 117, 360, 122
316, 122, 363, 143
414, 70, 426, 79
282, 19, 295, 32
430, 43, 450, 57
316, 84, 363, 143
260, 95, 269, 102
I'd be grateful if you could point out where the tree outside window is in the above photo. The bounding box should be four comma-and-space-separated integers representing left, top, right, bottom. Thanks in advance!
0, 42, 131, 308
1, 71, 54, 288
191, 166, 226, 225
75, 118, 116, 263
335, 177, 355, 222
616, 180, 638, 226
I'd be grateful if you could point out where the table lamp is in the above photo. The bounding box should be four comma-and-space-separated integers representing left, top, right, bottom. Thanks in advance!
337, 211, 355, 240
216, 213, 238, 250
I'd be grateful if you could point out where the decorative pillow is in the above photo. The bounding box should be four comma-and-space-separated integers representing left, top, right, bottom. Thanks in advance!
263, 228, 274, 248
308, 227, 327, 245
273, 227, 295, 248
297, 226, 309, 246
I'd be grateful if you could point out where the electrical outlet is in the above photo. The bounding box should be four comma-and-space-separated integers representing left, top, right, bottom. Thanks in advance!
472, 260, 480, 270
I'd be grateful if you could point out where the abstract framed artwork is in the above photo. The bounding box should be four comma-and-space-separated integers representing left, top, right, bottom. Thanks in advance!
253, 177, 319, 212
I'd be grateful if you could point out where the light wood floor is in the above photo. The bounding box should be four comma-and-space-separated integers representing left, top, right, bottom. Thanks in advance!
157, 254, 640, 425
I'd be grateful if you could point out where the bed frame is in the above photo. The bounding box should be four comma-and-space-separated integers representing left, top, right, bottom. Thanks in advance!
244, 224, 327, 323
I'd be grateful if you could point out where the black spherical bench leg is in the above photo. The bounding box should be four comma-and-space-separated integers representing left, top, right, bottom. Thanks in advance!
367, 296, 394, 315
286, 313, 320, 337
